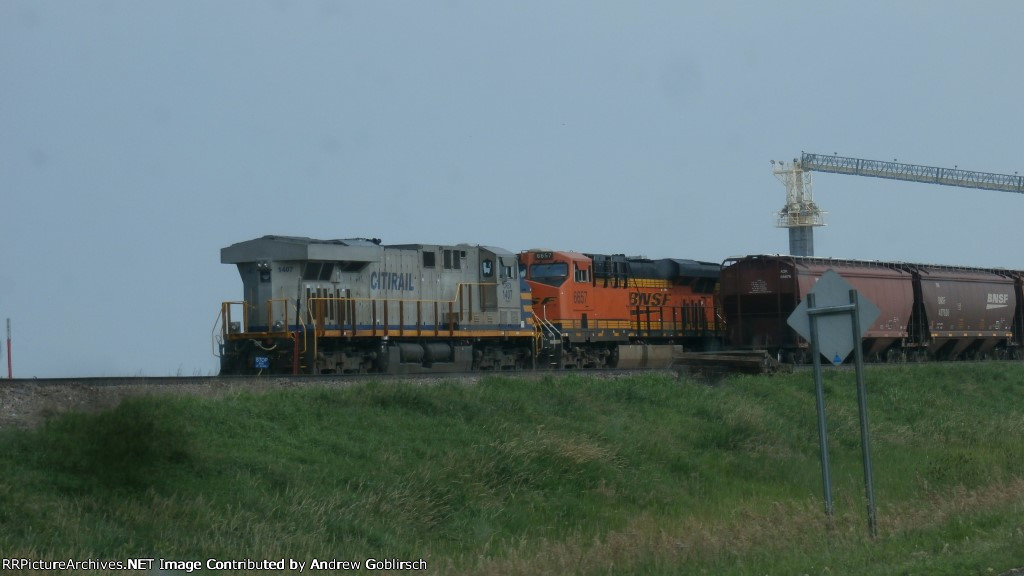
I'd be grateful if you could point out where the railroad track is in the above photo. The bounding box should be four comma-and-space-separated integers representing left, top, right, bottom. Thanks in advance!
3, 356, 1006, 430
0, 369, 662, 431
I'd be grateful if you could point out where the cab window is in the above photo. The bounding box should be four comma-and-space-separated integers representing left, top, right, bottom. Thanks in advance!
530, 263, 569, 286
574, 263, 590, 283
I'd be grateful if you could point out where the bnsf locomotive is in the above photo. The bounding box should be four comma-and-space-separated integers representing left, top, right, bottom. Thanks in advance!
215, 236, 721, 375
520, 249, 720, 369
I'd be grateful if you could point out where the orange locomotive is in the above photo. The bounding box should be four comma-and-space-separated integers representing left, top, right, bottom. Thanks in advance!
519, 250, 721, 369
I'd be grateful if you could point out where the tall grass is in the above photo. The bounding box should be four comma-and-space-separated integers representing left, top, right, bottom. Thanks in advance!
0, 365, 1022, 574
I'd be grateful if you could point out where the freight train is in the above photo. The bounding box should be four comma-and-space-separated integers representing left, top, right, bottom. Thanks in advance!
214, 236, 1024, 374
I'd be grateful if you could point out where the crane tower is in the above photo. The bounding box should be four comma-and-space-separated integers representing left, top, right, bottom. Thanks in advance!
773, 152, 1022, 257
773, 159, 825, 257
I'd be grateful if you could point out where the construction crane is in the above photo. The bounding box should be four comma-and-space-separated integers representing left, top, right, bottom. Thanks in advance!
774, 152, 1024, 256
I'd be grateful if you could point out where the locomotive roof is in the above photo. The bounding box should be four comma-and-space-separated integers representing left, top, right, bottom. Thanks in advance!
221, 235, 384, 264
670, 259, 721, 278
222, 236, 516, 264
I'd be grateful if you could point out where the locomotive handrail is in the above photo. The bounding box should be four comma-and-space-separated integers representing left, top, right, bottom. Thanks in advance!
212, 307, 226, 358
216, 299, 306, 367
218, 301, 245, 338
537, 304, 562, 344
303, 282, 511, 370
266, 298, 291, 334
303, 281, 502, 326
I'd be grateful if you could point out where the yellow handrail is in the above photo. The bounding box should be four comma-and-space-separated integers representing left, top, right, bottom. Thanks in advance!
302, 282, 522, 370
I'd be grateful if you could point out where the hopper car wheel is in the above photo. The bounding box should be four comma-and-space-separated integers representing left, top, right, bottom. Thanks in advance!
885, 350, 907, 363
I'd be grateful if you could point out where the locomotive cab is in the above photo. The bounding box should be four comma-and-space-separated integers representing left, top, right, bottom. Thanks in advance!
220, 235, 383, 336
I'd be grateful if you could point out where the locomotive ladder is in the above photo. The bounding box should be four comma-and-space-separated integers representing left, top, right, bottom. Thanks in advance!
536, 306, 563, 364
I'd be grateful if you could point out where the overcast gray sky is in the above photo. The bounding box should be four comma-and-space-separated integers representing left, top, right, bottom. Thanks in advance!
3, 1, 1023, 377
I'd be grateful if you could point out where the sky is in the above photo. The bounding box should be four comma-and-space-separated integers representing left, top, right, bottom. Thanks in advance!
3, 1, 1023, 377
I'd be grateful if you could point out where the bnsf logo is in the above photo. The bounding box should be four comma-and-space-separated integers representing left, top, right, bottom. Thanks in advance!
987, 293, 1010, 310
629, 292, 671, 306
988, 293, 1009, 305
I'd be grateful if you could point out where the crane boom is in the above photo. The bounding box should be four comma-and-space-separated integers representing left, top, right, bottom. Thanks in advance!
800, 152, 1024, 194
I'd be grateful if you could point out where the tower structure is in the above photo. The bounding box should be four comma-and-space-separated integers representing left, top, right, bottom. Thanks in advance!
773, 159, 826, 256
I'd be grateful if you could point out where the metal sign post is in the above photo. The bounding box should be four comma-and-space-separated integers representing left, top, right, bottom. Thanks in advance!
805, 292, 834, 518
788, 270, 880, 538
6, 319, 11, 380
849, 290, 878, 538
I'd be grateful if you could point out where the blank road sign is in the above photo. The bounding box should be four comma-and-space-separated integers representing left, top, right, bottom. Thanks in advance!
787, 270, 880, 365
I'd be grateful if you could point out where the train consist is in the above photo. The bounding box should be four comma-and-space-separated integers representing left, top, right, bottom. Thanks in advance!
215, 236, 1024, 374
215, 236, 720, 374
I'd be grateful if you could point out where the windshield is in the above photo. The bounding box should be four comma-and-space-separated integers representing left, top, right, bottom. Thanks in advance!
529, 262, 569, 287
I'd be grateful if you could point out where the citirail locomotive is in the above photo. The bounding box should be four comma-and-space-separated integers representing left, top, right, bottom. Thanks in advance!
217, 236, 536, 375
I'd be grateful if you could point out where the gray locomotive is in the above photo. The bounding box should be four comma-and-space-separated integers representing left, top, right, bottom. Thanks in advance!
216, 236, 537, 374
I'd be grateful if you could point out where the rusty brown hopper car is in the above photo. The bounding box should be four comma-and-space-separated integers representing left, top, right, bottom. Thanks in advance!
720, 256, 913, 362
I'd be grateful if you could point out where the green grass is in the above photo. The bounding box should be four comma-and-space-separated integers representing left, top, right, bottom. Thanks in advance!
1, 365, 1023, 574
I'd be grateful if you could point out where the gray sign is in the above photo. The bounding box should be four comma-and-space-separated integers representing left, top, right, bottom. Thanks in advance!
787, 270, 880, 365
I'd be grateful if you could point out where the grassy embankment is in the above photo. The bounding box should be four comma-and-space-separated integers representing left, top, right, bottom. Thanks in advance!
0, 364, 1022, 575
